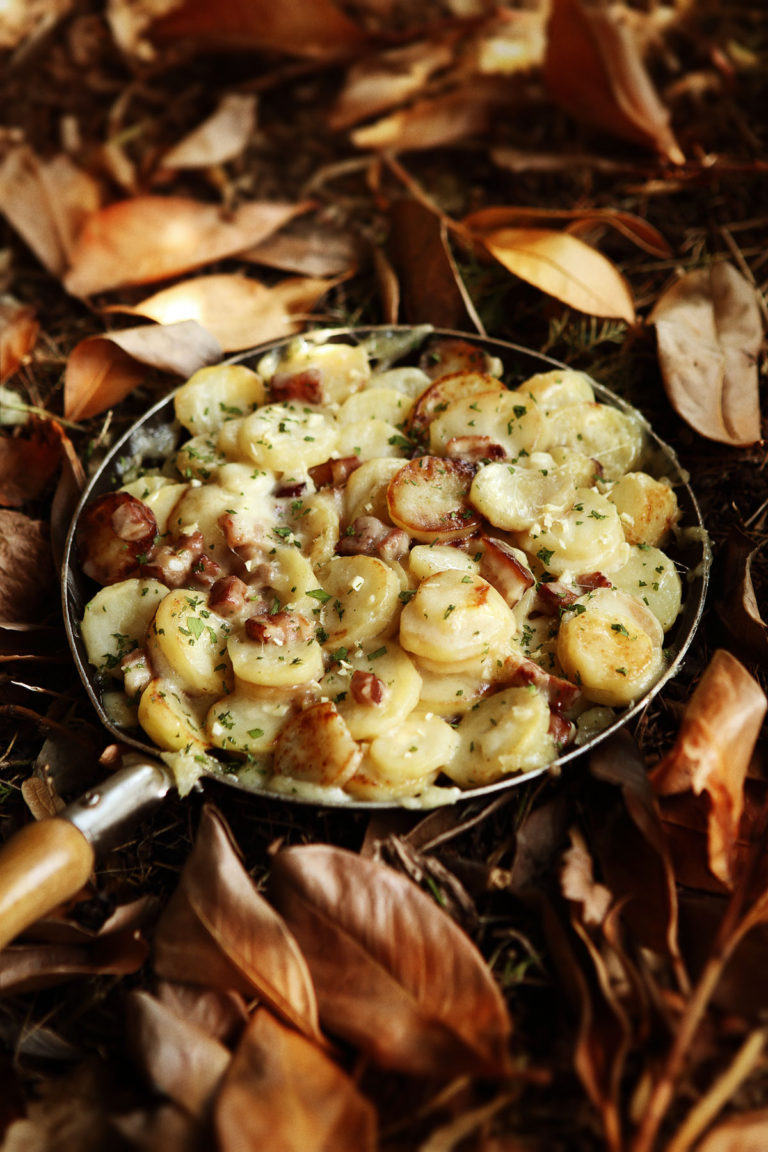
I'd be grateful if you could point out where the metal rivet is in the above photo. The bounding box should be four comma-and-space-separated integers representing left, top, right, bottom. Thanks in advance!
83, 791, 101, 807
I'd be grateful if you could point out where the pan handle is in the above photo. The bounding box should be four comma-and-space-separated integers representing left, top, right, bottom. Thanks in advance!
0, 759, 174, 952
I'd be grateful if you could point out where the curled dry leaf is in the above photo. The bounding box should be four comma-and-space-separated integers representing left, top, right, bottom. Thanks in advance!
650, 650, 767, 887
329, 37, 457, 131
351, 78, 514, 152
268, 843, 512, 1078
716, 529, 768, 662
0, 510, 56, 624
124, 272, 336, 352
145, 0, 367, 59
153, 805, 322, 1043
215, 1008, 377, 1152
0, 418, 63, 508
243, 225, 360, 279
463, 204, 671, 259
126, 990, 231, 1120
0, 926, 148, 995
0, 302, 38, 383
696, 1108, 768, 1152
560, 827, 612, 927
480, 227, 636, 323
162, 93, 258, 170
387, 198, 483, 332
650, 261, 763, 446
63, 195, 312, 297
543, 0, 684, 163
64, 320, 222, 422
157, 980, 248, 1047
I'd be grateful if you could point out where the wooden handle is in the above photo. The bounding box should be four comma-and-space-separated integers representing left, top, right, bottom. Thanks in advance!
0, 819, 95, 952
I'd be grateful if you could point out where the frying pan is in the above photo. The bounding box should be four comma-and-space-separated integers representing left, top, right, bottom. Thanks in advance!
0, 326, 710, 950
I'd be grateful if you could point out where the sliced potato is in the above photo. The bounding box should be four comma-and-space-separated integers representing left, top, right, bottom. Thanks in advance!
259, 339, 371, 405
318, 640, 421, 739
337, 387, 414, 427
446, 686, 556, 787
228, 629, 324, 689
334, 418, 408, 461
284, 490, 340, 567
515, 368, 595, 413
429, 390, 548, 458
470, 455, 576, 532
148, 589, 233, 696
609, 545, 682, 631
315, 555, 402, 646
368, 365, 432, 398
138, 678, 209, 751
515, 488, 629, 577
556, 587, 665, 707
387, 456, 481, 543
360, 711, 459, 795
407, 371, 501, 440
174, 364, 266, 436
206, 691, 292, 755
607, 472, 679, 546
175, 434, 227, 482
271, 700, 362, 786
545, 403, 646, 481
81, 577, 168, 676
408, 543, 479, 581
343, 457, 403, 524
399, 570, 515, 664
238, 402, 338, 471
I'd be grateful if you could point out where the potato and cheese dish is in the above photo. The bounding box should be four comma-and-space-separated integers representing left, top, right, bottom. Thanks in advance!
77, 332, 684, 802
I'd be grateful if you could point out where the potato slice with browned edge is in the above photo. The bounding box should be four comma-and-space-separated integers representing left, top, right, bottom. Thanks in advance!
272, 700, 362, 786
446, 686, 556, 787
387, 456, 481, 543
399, 570, 515, 664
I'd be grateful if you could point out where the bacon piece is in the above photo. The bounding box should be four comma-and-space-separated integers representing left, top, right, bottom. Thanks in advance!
350, 670, 385, 706
537, 571, 612, 614
208, 575, 248, 616
502, 656, 582, 715
337, 515, 409, 562
76, 492, 157, 586
549, 711, 576, 749
576, 571, 612, 591
245, 610, 313, 645
142, 531, 221, 590
444, 436, 507, 463
274, 479, 308, 499
308, 456, 362, 488
269, 367, 324, 405
479, 537, 534, 607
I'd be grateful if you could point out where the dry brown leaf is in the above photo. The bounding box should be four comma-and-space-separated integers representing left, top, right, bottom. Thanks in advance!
330, 37, 457, 131
243, 226, 360, 278
63, 195, 312, 297
543, 0, 684, 163
156, 980, 248, 1047
649, 261, 763, 446
651, 650, 767, 887
560, 828, 613, 927
154, 805, 322, 1042
268, 843, 512, 1077
162, 93, 258, 169
126, 990, 231, 1119
696, 1108, 768, 1151
0, 927, 148, 994
123, 272, 335, 351
0, 302, 38, 383
0, 419, 63, 507
64, 320, 221, 421
0, 510, 56, 624
481, 227, 636, 323
146, 0, 368, 58
0, 146, 69, 277
387, 199, 483, 332
463, 205, 671, 259
214, 1008, 377, 1152
351, 78, 514, 152
716, 530, 768, 662
38, 153, 103, 260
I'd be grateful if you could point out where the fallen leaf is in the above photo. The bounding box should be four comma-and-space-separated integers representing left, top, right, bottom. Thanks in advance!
696, 1108, 768, 1151
387, 198, 484, 332
153, 805, 322, 1042
122, 272, 336, 351
243, 225, 360, 278
0, 146, 69, 277
268, 843, 512, 1077
147, 0, 368, 59
156, 980, 248, 1047
162, 93, 258, 169
560, 828, 613, 927
126, 990, 231, 1119
716, 530, 768, 662
0, 419, 63, 507
481, 227, 636, 322
649, 261, 763, 446
0, 928, 148, 994
64, 320, 222, 421
214, 1008, 377, 1152
0, 0, 71, 51
49, 425, 86, 570
463, 204, 671, 259
650, 650, 767, 886
0, 302, 38, 383
329, 37, 457, 131
64, 195, 312, 296
0, 511, 56, 624
351, 78, 515, 152
542, 0, 684, 163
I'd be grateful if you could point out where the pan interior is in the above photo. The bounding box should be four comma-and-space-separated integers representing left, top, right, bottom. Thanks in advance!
62, 326, 710, 808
